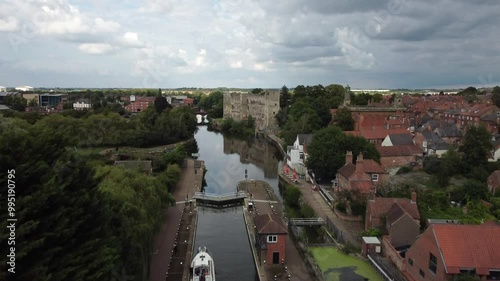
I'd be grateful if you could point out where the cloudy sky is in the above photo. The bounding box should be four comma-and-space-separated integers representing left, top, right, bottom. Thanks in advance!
1, 0, 499, 89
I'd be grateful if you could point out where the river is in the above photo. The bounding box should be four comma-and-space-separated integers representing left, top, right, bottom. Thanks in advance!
193, 126, 283, 281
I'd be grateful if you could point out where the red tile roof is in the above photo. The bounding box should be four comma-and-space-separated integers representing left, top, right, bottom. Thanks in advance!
350, 180, 373, 193
338, 163, 356, 178
356, 159, 386, 174
432, 223, 500, 275
367, 197, 420, 221
254, 214, 287, 234
360, 128, 410, 140
488, 170, 500, 187
377, 145, 423, 157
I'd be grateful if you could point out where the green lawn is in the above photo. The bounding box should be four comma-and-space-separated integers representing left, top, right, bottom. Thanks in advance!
311, 247, 383, 281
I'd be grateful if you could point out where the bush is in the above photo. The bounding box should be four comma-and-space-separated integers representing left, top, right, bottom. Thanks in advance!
351, 202, 366, 216
336, 202, 346, 213
396, 166, 412, 174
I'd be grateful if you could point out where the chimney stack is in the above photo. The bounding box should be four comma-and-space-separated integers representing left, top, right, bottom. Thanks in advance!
358, 152, 364, 162
345, 151, 353, 165
411, 191, 417, 203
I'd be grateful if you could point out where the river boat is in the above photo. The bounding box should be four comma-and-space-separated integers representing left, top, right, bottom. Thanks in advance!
191, 246, 215, 281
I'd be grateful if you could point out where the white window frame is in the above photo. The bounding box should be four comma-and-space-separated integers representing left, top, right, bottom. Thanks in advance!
267, 235, 278, 243
372, 174, 379, 182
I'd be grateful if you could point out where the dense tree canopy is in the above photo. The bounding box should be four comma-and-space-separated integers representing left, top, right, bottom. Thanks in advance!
197, 91, 223, 118
0, 113, 180, 281
306, 126, 380, 182
333, 107, 355, 131
279, 84, 346, 144
492, 86, 500, 107
459, 125, 493, 180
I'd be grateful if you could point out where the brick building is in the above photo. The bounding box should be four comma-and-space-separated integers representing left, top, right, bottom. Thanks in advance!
125, 96, 155, 113
405, 223, 500, 281
254, 214, 287, 265
336, 151, 388, 197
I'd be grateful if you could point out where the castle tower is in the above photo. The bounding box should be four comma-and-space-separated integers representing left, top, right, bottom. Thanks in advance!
393, 93, 403, 108
343, 85, 351, 106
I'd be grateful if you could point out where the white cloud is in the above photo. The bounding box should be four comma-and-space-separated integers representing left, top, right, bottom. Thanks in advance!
195, 49, 207, 67
120, 32, 143, 47
0, 16, 19, 32
78, 43, 114, 55
94, 18, 120, 33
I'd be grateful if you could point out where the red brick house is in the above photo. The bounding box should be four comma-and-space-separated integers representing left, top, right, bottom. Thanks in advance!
376, 145, 423, 174
365, 192, 420, 231
487, 170, 500, 195
124, 96, 155, 113
254, 214, 287, 265
404, 223, 500, 281
336, 151, 388, 197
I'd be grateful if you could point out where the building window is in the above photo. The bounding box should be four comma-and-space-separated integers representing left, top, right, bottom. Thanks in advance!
419, 269, 425, 278
408, 259, 413, 266
488, 270, 500, 280
429, 253, 437, 274
372, 174, 379, 182
267, 235, 277, 243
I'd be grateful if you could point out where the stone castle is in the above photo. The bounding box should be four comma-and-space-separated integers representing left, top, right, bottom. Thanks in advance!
223, 90, 280, 130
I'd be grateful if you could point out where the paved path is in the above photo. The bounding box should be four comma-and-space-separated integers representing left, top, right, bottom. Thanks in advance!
150, 159, 203, 281
280, 168, 363, 246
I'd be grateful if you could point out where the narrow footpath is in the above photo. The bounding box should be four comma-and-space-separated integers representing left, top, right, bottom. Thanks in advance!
150, 159, 203, 281
280, 169, 363, 246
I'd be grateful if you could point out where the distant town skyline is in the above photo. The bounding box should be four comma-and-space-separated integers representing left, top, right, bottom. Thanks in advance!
1, 0, 499, 89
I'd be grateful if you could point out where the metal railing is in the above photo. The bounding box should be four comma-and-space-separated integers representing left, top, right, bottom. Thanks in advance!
192, 191, 247, 201
289, 218, 325, 226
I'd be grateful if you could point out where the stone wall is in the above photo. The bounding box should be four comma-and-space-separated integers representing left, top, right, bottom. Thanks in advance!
223, 90, 280, 130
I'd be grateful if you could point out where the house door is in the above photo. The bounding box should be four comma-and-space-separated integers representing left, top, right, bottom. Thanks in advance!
272, 252, 280, 264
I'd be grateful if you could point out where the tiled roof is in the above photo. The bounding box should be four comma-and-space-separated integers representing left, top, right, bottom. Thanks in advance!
361, 128, 410, 140
377, 144, 422, 157
386, 202, 408, 226
338, 163, 356, 178
388, 134, 414, 145
356, 159, 386, 174
432, 223, 500, 275
350, 180, 373, 193
488, 170, 500, 187
367, 197, 420, 221
254, 214, 287, 234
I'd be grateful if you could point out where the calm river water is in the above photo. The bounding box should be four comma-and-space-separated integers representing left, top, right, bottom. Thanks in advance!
193, 126, 282, 281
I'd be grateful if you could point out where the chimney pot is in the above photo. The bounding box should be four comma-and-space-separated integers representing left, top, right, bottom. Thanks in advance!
411, 192, 417, 203
345, 151, 353, 165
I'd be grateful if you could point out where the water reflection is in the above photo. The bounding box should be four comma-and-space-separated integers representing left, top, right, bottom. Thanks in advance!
223, 137, 280, 178
195, 126, 283, 200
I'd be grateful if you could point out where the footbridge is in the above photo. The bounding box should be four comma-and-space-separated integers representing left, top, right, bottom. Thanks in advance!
288, 218, 325, 226
192, 191, 247, 208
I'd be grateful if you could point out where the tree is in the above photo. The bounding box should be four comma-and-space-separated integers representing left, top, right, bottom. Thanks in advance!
492, 86, 500, 107
306, 126, 380, 181
459, 125, 493, 179
3, 94, 27, 111
462, 179, 489, 201
333, 107, 354, 131
154, 96, 171, 113
251, 88, 264, 95
279, 85, 290, 109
